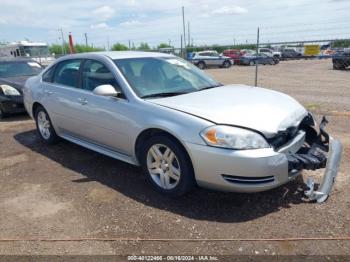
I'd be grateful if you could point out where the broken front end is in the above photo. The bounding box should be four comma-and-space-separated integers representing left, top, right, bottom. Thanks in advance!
283, 115, 343, 203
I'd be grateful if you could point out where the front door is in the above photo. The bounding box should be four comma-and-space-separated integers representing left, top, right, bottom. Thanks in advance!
72, 59, 134, 155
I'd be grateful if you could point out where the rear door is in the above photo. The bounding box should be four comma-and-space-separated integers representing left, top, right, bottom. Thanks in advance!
41, 59, 85, 136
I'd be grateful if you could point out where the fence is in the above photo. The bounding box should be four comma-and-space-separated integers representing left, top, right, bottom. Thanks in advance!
188, 36, 350, 117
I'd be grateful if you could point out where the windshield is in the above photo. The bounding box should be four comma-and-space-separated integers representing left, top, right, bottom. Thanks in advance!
22, 46, 50, 57
0, 61, 43, 78
114, 57, 220, 98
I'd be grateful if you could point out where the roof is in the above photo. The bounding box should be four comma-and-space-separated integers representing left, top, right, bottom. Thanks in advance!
7, 41, 47, 47
197, 50, 218, 52
0, 57, 35, 62
84, 51, 174, 59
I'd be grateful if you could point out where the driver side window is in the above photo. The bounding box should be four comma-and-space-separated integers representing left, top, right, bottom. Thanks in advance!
82, 60, 121, 92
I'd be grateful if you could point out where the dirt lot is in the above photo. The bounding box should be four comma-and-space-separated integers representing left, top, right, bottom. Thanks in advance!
0, 59, 349, 257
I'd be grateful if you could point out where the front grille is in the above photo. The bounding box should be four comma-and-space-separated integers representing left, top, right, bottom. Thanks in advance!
268, 115, 314, 150
222, 174, 275, 185
268, 126, 299, 149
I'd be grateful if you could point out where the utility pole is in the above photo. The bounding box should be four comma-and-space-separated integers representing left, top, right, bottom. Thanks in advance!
58, 28, 65, 55
187, 21, 191, 47
128, 40, 131, 50
255, 27, 260, 87
168, 39, 171, 47
180, 34, 183, 58
182, 6, 186, 57
84, 33, 88, 46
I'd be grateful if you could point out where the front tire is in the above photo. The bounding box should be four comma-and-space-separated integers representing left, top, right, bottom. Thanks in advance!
249, 61, 255, 66
0, 105, 5, 119
140, 135, 195, 196
35, 106, 59, 144
333, 63, 343, 70
223, 60, 231, 68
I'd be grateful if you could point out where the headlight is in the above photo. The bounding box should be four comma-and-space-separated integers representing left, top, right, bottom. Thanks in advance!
0, 84, 20, 96
200, 125, 270, 150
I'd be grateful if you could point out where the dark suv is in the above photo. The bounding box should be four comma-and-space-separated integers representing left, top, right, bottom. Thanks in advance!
332, 49, 350, 70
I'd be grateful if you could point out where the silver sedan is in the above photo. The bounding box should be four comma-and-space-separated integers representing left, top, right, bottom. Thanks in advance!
23, 51, 342, 202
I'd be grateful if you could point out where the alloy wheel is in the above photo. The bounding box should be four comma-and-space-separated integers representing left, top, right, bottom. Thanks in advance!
146, 144, 181, 190
37, 111, 51, 140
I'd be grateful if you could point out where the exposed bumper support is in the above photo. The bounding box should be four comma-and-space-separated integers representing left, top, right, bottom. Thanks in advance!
287, 116, 343, 203
305, 137, 342, 203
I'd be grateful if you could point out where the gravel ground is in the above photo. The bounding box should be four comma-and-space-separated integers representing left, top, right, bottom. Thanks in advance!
0, 59, 349, 257
208, 59, 350, 112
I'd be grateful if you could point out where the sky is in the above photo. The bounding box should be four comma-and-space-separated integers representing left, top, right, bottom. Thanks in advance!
0, 0, 349, 48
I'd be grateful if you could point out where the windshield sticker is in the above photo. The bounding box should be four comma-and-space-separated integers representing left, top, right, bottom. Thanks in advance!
166, 59, 190, 69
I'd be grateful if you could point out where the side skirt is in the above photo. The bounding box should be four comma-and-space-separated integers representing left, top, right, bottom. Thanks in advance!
60, 133, 139, 166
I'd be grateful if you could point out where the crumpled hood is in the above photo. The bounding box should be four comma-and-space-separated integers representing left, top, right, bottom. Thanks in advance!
150, 85, 308, 137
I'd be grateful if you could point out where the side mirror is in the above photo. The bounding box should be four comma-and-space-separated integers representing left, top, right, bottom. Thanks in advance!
93, 84, 120, 97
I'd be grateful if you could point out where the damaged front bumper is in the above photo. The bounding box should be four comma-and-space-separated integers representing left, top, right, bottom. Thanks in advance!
287, 117, 343, 203
185, 116, 342, 200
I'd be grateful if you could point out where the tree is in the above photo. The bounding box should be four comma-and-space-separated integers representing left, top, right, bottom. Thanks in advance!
49, 44, 103, 56
157, 43, 171, 49
111, 43, 129, 51
49, 44, 66, 55
74, 44, 103, 53
137, 42, 150, 51
332, 39, 350, 48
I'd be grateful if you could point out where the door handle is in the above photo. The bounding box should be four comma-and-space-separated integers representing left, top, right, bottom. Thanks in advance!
45, 90, 53, 96
77, 98, 88, 105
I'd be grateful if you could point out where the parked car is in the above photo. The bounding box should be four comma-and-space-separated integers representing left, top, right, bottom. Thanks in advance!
190, 50, 233, 69
240, 49, 255, 55
0, 57, 43, 118
281, 49, 303, 59
24, 51, 342, 202
240, 53, 279, 66
332, 49, 350, 70
222, 49, 243, 65
259, 48, 282, 59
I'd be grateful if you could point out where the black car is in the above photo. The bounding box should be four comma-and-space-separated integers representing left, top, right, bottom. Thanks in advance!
240, 53, 279, 66
332, 49, 350, 70
0, 58, 43, 118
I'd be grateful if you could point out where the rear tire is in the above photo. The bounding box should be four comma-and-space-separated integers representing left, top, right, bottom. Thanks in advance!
197, 61, 206, 70
35, 106, 59, 144
140, 135, 195, 196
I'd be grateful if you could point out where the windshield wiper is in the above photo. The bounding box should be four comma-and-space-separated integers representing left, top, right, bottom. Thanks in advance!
141, 91, 189, 99
198, 84, 223, 91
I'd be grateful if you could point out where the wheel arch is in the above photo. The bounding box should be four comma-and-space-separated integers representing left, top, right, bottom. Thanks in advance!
196, 60, 206, 67
32, 102, 43, 117
134, 128, 194, 170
